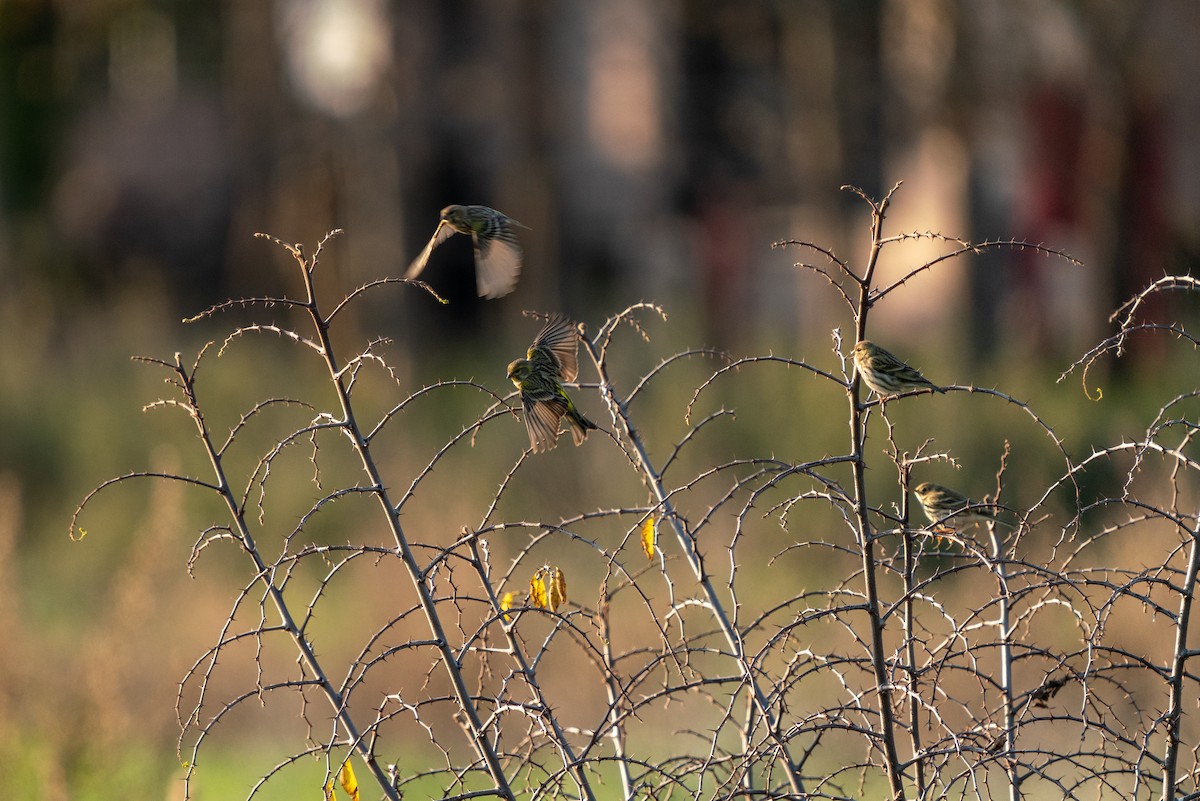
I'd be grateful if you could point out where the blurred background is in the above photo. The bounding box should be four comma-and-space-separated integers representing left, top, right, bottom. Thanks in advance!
3, 1, 1200, 798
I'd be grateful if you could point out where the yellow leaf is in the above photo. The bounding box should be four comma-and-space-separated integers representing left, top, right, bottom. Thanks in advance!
641, 515, 656, 560
548, 567, 567, 612
530, 566, 568, 612
324, 779, 335, 801
339, 761, 360, 801
500, 591, 515, 623
530, 570, 548, 609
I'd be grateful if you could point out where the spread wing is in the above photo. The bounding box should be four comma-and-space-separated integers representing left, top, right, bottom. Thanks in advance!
522, 393, 568, 452
405, 220, 457, 279
528, 314, 579, 383
473, 234, 522, 298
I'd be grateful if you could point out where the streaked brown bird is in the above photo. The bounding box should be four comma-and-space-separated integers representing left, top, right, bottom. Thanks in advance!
853, 340, 944, 398
913, 481, 1009, 531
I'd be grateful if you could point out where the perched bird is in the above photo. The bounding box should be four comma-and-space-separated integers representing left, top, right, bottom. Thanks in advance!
912, 481, 1009, 531
507, 314, 598, 452
853, 340, 944, 398
406, 205, 524, 299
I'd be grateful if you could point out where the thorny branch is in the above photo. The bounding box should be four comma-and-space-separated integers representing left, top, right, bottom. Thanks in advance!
72, 192, 1200, 801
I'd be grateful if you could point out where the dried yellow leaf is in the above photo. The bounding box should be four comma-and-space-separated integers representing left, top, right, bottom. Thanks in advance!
324, 779, 335, 801
530, 566, 568, 612
530, 571, 548, 609
500, 591, 515, 623
548, 567, 567, 612
339, 761, 360, 801
641, 515, 656, 560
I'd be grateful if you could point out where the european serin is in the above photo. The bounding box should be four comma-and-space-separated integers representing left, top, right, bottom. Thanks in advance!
507, 314, 597, 452
913, 481, 1008, 531
853, 340, 944, 398
406, 205, 523, 299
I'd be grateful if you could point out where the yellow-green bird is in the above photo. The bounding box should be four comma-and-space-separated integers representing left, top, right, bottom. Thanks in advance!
913, 481, 1010, 531
406, 205, 524, 299
853, 340, 944, 398
507, 314, 598, 453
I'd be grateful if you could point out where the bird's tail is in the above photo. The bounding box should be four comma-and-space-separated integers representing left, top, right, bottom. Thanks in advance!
567, 409, 599, 446
975, 506, 1015, 528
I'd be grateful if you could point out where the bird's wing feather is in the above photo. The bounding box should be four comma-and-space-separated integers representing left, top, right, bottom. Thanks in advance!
473, 235, 522, 299
530, 314, 579, 383
405, 221, 457, 279
523, 394, 568, 452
